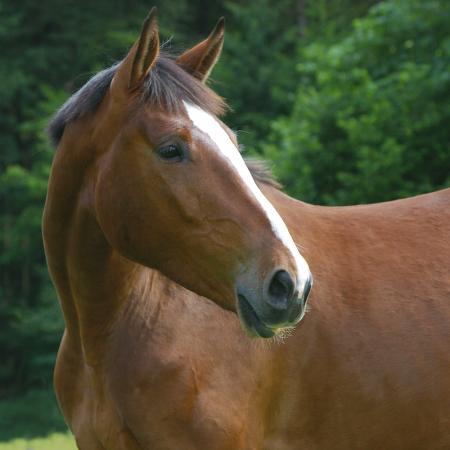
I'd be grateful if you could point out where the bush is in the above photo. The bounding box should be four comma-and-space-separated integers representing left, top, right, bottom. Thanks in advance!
266, 0, 450, 204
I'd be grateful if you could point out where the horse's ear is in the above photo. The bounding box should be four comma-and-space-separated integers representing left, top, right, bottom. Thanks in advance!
177, 17, 225, 83
112, 7, 160, 94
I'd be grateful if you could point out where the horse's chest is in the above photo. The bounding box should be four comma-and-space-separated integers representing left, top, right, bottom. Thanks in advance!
100, 313, 268, 449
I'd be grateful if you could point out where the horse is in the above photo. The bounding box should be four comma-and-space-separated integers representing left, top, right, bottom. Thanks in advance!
43, 8, 450, 450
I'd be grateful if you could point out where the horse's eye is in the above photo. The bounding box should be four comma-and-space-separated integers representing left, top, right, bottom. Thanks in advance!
157, 143, 184, 162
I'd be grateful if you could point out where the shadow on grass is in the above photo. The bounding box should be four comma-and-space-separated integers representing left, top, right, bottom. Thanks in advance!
0, 388, 69, 441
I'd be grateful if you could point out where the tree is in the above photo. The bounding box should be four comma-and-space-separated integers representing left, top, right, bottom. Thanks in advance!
265, 0, 450, 205
213, 0, 301, 151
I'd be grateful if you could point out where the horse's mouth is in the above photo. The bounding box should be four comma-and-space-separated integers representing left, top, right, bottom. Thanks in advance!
237, 295, 276, 338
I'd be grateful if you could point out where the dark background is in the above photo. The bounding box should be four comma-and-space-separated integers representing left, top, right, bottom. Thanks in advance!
0, 0, 449, 443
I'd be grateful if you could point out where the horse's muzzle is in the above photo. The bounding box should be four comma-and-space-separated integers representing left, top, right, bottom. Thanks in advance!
237, 272, 313, 338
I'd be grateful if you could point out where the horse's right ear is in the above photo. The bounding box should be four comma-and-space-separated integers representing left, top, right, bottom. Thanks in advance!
111, 7, 160, 95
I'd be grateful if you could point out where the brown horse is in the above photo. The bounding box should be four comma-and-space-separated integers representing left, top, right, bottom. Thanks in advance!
43, 8, 450, 450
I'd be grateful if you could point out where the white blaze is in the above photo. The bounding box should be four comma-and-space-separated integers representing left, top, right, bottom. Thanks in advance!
183, 101, 310, 290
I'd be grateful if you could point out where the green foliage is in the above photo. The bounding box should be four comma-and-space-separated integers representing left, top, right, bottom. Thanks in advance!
0, 90, 63, 390
266, 0, 450, 204
214, 0, 302, 150
0, 389, 68, 440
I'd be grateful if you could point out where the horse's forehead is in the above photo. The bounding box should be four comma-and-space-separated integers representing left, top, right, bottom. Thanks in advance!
182, 102, 237, 153
126, 109, 188, 142
131, 104, 236, 149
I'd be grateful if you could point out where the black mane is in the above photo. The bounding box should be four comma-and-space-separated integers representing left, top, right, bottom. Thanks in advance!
47, 55, 226, 147
47, 53, 279, 188
48, 64, 117, 146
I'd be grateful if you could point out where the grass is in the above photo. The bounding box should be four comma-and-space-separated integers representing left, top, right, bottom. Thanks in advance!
0, 388, 76, 449
0, 433, 76, 450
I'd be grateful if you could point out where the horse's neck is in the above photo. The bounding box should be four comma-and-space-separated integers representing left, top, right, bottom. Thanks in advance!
259, 185, 321, 265
44, 146, 158, 363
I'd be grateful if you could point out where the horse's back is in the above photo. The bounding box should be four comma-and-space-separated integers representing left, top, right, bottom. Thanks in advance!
267, 187, 450, 449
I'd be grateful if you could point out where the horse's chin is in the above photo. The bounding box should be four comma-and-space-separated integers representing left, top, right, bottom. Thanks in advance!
237, 295, 277, 339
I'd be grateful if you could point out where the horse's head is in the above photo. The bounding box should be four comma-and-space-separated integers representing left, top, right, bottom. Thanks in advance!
52, 8, 312, 338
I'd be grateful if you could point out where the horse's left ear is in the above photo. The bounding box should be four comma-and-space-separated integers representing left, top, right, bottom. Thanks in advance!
177, 17, 225, 83
112, 7, 160, 94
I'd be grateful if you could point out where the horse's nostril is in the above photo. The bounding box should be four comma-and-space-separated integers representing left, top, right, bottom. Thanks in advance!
267, 270, 295, 310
